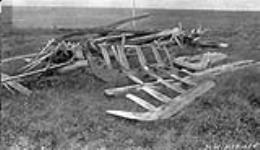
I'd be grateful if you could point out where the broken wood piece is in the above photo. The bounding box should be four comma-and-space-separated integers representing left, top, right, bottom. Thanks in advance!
192, 60, 259, 77
2, 82, 16, 94
2, 62, 71, 82
21, 42, 62, 72
129, 27, 182, 44
126, 94, 157, 111
93, 33, 134, 43
1, 73, 32, 96
58, 60, 89, 73
174, 52, 227, 71
174, 36, 183, 48
1, 53, 38, 64
38, 38, 56, 55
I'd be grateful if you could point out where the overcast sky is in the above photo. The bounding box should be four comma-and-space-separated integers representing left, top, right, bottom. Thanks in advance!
2, 0, 260, 11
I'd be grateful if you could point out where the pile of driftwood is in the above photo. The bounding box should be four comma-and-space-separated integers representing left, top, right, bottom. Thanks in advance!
1, 14, 259, 121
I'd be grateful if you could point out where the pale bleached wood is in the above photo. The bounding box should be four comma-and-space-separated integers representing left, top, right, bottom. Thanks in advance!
1, 73, 32, 96
123, 71, 144, 85
2, 62, 70, 82
99, 45, 112, 69
150, 45, 164, 66
126, 94, 157, 111
104, 79, 182, 96
58, 60, 89, 73
1, 53, 38, 64
141, 86, 172, 103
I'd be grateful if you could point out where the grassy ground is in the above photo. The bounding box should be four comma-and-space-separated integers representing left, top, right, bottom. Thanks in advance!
1, 8, 260, 150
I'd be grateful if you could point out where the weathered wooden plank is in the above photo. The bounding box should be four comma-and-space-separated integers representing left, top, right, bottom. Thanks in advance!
126, 94, 157, 111
191, 60, 259, 78
135, 46, 147, 68
129, 27, 182, 44
143, 67, 186, 93
1, 53, 38, 64
162, 46, 174, 68
118, 35, 130, 69
104, 79, 180, 96
2, 62, 70, 82
2, 73, 32, 96
170, 73, 196, 86
150, 45, 164, 66
159, 81, 215, 119
111, 45, 120, 62
99, 45, 112, 69
123, 71, 144, 85
58, 60, 89, 73
106, 110, 158, 121
141, 86, 172, 103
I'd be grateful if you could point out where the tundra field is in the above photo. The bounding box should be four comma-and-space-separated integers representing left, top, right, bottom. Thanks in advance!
1, 7, 260, 150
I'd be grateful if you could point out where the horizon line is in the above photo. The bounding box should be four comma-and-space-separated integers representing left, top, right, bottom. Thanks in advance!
2, 5, 260, 12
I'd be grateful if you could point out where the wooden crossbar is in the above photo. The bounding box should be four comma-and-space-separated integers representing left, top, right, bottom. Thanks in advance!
126, 94, 157, 111
141, 86, 172, 103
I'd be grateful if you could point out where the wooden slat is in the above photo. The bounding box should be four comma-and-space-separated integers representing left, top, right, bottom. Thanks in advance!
193, 60, 256, 77
123, 71, 144, 84
126, 94, 157, 111
174, 36, 183, 48
2, 73, 32, 96
1, 53, 38, 64
104, 79, 181, 96
118, 37, 130, 69
2, 62, 71, 82
99, 45, 112, 69
58, 60, 89, 73
2, 83, 16, 94
170, 73, 196, 86
143, 67, 186, 93
162, 46, 174, 68
151, 45, 164, 66
111, 45, 120, 62
106, 110, 158, 121
141, 86, 172, 103
38, 38, 55, 55
135, 46, 147, 68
